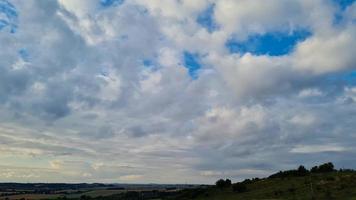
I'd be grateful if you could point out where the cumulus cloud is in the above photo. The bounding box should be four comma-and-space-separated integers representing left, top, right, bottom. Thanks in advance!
0, 0, 355, 183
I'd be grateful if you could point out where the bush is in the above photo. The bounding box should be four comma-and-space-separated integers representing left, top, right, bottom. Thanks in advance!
269, 165, 309, 178
232, 183, 247, 193
297, 165, 309, 176
242, 179, 252, 184
225, 179, 232, 186
319, 162, 335, 172
311, 162, 335, 173
215, 179, 232, 188
311, 166, 319, 173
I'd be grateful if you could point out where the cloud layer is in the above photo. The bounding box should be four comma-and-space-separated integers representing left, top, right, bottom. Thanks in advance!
0, 0, 355, 184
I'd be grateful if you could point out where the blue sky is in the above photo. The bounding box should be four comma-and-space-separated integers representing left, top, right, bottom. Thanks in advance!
183, 51, 201, 79
196, 3, 219, 33
0, 0, 355, 184
226, 30, 311, 56
0, 0, 17, 32
334, 0, 355, 10
100, 0, 124, 7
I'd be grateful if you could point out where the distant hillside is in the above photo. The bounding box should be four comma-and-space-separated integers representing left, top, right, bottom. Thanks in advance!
1, 162, 356, 200
168, 162, 356, 200
92, 162, 356, 200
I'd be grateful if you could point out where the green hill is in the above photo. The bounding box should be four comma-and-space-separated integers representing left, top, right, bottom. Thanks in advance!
170, 172, 356, 200
169, 163, 356, 200
9, 163, 355, 200
72, 162, 356, 200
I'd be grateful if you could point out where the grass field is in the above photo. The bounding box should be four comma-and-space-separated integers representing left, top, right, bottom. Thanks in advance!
0, 189, 125, 200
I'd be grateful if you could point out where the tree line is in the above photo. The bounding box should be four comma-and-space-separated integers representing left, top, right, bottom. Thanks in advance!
214, 162, 348, 193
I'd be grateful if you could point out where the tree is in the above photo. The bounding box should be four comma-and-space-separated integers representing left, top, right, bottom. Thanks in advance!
318, 162, 334, 173
297, 165, 309, 176
225, 179, 232, 186
311, 166, 319, 173
216, 179, 226, 188
310, 162, 335, 173
215, 179, 231, 188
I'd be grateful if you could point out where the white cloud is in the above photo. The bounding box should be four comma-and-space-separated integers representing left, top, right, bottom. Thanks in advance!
193, 105, 268, 143
290, 144, 348, 154
298, 88, 323, 98
214, 0, 309, 37
289, 113, 316, 127
293, 26, 356, 74
0, 0, 355, 183
96, 68, 122, 101
119, 174, 143, 181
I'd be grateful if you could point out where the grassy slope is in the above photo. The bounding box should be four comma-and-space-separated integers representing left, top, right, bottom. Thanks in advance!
171, 172, 356, 200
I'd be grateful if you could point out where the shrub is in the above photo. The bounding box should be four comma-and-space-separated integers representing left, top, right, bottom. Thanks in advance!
215, 179, 231, 188
269, 165, 309, 178
242, 178, 252, 184
311, 166, 319, 173
225, 179, 232, 186
319, 162, 335, 172
297, 165, 309, 176
311, 162, 335, 173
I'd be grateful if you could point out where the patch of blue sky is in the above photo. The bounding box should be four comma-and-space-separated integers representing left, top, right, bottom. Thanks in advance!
143, 59, 153, 67
333, 0, 355, 25
141, 58, 160, 71
226, 29, 311, 56
333, 0, 355, 10
196, 4, 219, 33
0, 0, 18, 33
326, 70, 356, 86
100, 0, 124, 7
347, 71, 356, 84
0, 19, 9, 29
18, 48, 29, 62
183, 51, 201, 79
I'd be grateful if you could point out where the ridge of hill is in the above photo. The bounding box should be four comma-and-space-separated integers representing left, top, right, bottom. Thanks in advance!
1, 162, 356, 200
168, 162, 356, 200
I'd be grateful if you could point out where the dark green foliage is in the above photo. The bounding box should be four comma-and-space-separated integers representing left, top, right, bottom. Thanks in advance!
215, 179, 231, 188
269, 163, 336, 178
80, 195, 92, 200
269, 165, 309, 178
252, 177, 260, 181
326, 176, 335, 181
311, 162, 335, 173
225, 179, 232, 186
242, 178, 252, 184
339, 168, 355, 172
318, 162, 335, 172
297, 165, 309, 175
288, 187, 296, 193
232, 183, 247, 193
215, 179, 225, 188
273, 190, 283, 196
311, 166, 319, 173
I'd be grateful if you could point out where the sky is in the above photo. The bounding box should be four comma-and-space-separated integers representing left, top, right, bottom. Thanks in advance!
0, 0, 355, 184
